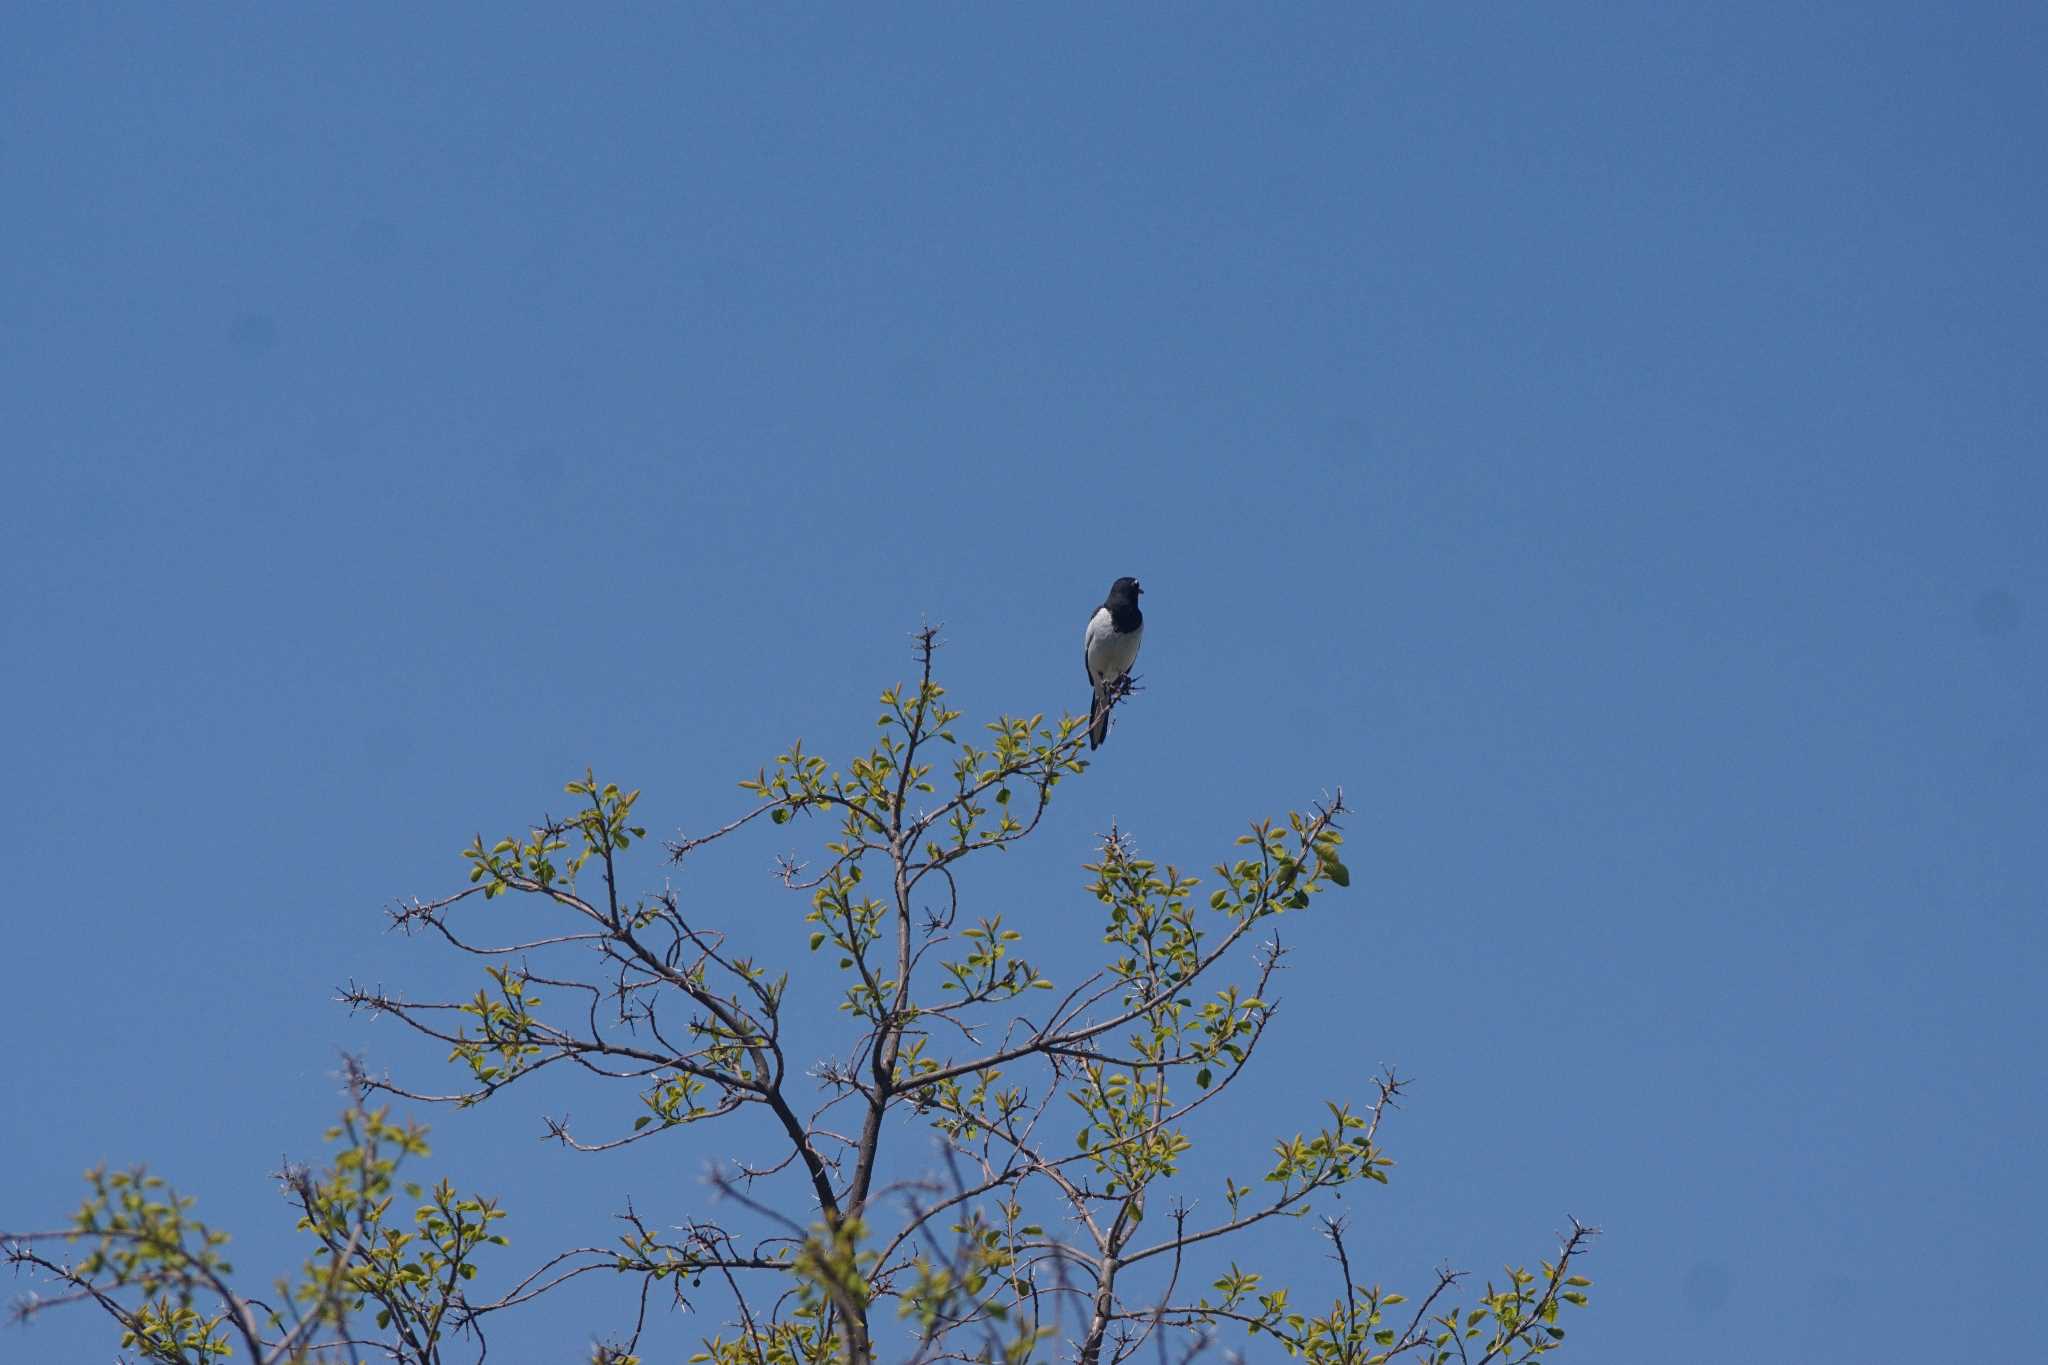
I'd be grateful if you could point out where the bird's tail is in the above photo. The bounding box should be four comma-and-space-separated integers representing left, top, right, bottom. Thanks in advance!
1088, 682, 1110, 750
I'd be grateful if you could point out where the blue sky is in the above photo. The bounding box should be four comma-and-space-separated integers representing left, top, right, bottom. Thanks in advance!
4, 5, 2043, 1361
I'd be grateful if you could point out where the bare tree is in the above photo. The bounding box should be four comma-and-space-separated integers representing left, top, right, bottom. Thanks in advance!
7, 627, 1594, 1364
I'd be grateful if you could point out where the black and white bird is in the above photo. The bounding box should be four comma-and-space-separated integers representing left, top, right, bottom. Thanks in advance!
1083, 576, 1145, 750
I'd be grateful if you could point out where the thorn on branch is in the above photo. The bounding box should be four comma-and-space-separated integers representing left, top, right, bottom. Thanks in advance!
274, 1160, 314, 1203
1253, 934, 1294, 974
336, 980, 392, 1017
809, 1059, 854, 1090
387, 897, 439, 934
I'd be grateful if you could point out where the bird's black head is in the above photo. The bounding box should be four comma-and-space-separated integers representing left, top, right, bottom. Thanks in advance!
1108, 576, 1143, 604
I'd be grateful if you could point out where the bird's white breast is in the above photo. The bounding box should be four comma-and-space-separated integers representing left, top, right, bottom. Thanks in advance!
1084, 609, 1143, 683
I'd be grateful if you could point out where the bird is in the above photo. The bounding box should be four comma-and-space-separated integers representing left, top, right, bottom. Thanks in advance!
1083, 576, 1145, 750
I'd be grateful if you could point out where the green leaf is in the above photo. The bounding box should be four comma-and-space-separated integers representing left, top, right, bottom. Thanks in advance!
633, 1116, 652, 1130
1326, 859, 1351, 887
770, 807, 791, 825
1195, 1068, 1213, 1089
